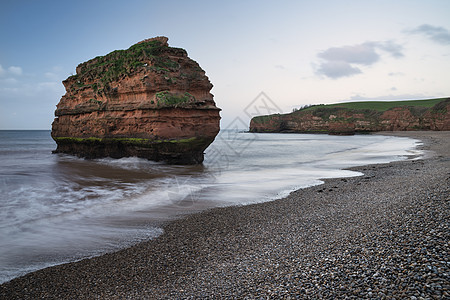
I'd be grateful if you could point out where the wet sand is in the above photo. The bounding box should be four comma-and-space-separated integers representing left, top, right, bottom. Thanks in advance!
1, 131, 449, 299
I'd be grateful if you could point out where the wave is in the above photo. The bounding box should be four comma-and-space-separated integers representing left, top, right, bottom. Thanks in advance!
0, 131, 423, 284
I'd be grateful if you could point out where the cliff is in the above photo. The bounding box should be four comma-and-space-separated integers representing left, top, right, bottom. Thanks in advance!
51, 37, 221, 164
250, 98, 450, 135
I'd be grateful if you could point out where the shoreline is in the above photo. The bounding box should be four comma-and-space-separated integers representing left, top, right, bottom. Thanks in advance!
1, 131, 449, 298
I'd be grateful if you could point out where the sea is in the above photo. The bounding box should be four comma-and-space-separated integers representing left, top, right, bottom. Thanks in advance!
0, 130, 422, 283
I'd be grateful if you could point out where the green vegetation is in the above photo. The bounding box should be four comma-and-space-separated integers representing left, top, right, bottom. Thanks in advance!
431, 98, 450, 113
70, 39, 181, 93
53, 136, 200, 146
307, 106, 380, 121
150, 66, 170, 73
88, 99, 103, 105
155, 91, 194, 107
253, 98, 449, 125
169, 137, 197, 143
250, 97, 449, 133
75, 80, 86, 88
327, 98, 446, 111
54, 137, 102, 143
300, 97, 448, 113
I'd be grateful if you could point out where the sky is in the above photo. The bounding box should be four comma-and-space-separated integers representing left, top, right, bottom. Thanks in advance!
1, 0, 450, 129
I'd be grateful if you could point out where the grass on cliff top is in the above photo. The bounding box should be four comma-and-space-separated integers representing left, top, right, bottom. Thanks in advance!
302, 97, 448, 112
71, 39, 184, 89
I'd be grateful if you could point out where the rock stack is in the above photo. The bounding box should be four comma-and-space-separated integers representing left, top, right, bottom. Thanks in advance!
51, 37, 221, 164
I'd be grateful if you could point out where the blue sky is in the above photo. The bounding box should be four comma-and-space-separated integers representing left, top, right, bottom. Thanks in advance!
1, 0, 450, 129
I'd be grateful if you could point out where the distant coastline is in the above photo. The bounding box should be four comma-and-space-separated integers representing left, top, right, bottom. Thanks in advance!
250, 97, 450, 134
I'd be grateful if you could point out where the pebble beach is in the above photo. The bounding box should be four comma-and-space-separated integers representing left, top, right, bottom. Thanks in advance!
1, 131, 449, 299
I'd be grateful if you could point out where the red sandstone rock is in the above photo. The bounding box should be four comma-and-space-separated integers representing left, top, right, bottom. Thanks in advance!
51, 37, 221, 164
250, 98, 450, 134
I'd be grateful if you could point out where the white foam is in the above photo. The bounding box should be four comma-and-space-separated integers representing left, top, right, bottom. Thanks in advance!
0, 131, 423, 283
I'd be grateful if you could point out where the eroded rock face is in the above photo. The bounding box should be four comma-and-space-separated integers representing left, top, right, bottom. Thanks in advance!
51, 37, 221, 164
250, 98, 450, 134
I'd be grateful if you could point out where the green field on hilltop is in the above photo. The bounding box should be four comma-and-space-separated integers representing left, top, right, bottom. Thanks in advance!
302, 97, 448, 112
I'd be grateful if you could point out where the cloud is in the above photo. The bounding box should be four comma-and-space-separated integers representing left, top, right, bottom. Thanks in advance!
44, 72, 59, 80
8, 66, 23, 76
372, 41, 404, 58
37, 81, 60, 92
409, 24, 450, 45
348, 93, 428, 101
0, 64, 23, 77
388, 72, 404, 77
318, 43, 380, 65
316, 61, 362, 78
315, 41, 404, 79
44, 66, 64, 80
0, 64, 64, 101
0, 78, 19, 85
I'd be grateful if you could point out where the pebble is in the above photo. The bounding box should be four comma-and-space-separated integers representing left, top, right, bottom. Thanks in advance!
0, 132, 449, 299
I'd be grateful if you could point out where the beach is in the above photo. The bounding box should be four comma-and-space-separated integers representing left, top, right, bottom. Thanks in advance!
1, 131, 448, 298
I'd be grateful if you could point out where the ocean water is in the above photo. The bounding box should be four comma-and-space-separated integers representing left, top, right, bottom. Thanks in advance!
0, 130, 422, 283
